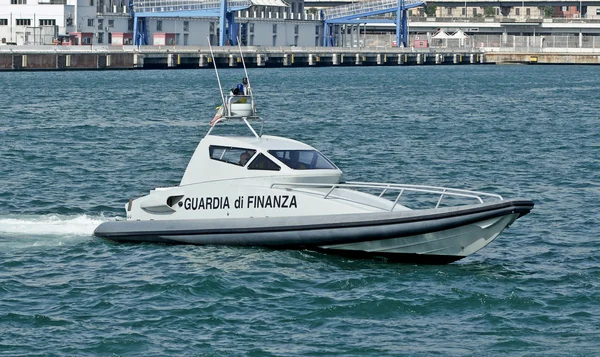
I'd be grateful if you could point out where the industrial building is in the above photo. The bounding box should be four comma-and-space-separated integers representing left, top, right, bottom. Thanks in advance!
1, 0, 600, 47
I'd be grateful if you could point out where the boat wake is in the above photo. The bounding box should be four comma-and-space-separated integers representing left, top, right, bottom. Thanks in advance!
0, 214, 114, 238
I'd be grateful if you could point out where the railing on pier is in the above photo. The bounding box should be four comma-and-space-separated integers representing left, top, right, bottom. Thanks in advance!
323, 0, 424, 20
132, 0, 251, 13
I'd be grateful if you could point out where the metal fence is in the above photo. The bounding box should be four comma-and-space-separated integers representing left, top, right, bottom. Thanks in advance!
472, 34, 600, 51
133, 0, 251, 13
342, 34, 600, 51
323, 0, 423, 20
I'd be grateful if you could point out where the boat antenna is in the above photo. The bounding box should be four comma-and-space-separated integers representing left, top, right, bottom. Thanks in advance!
236, 36, 263, 136
208, 36, 226, 110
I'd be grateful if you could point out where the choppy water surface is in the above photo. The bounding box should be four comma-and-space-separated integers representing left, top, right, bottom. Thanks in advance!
1, 66, 599, 356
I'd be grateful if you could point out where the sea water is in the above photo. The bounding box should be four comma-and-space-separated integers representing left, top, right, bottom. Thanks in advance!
0, 65, 598, 356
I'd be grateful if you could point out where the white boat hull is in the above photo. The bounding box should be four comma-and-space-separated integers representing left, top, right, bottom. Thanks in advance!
94, 199, 533, 264
319, 214, 518, 263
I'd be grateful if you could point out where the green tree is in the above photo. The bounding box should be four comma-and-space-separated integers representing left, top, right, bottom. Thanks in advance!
424, 4, 437, 17
539, 6, 554, 18
307, 7, 319, 16
484, 7, 496, 17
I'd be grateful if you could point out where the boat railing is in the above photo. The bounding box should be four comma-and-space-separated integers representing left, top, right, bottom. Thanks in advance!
207, 94, 263, 137
223, 95, 258, 118
271, 181, 503, 211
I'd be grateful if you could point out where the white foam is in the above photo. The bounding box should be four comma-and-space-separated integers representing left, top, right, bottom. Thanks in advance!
0, 214, 113, 237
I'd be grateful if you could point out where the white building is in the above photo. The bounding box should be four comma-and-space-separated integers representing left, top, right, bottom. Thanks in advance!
0, 0, 322, 45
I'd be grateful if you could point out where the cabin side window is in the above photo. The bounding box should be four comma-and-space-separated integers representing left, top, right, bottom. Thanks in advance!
209, 146, 256, 167
268, 150, 337, 170
247, 154, 281, 171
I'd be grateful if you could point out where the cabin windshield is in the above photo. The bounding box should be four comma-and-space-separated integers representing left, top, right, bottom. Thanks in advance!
209, 146, 256, 166
268, 150, 337, 170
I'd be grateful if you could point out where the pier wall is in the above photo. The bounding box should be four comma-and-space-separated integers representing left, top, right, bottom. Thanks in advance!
486, 52, 600, 64
0, 48, 487, 71
1, 46, 599, 71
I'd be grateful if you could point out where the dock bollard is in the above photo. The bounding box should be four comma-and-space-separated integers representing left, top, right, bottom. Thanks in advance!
229, 54, 235, 67
416, 54, 422, 65
470, 54, 475, 64
309, 54, 315, 66
453, 54, 458, 64
199, 55, 206, 67
435, 54, 441, 64
377, 54, 382, 65
355, 53, 361, 65
283, 54, 290, 66
333, 53, 338, 65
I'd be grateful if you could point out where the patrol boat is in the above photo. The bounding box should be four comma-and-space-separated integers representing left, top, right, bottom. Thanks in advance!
94, 47, 533, 263
94, 92, 534, 264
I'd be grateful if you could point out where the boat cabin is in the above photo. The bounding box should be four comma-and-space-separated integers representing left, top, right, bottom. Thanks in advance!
180, 134, 342, 186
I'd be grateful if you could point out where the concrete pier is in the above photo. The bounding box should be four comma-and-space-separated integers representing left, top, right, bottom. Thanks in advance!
1, 45, 599, 71
0, 46, 486, 71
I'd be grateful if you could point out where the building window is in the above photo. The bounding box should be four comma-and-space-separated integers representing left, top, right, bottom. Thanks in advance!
461, 8, 465, 15
294, 24, 298, 35
526, 8, 530, 16
184, 33, 189, 45
11, 0, 27, 4
209, 22, 214, 33
88, 19, 94, 27
176, 33, 180, 45
272, 34, 276, 46
97, 18, 103, 30
472, 8, 477, 16
98, 32, 103, 43
272, 24, 277, 34
183, 21, 189, 32
249, 23, 254, 32
108, 19, 114, 27
128, 18, 133, 31
562, 6, 568, 11
315, 25, 319, 35
107, 32, 112, 44
516, 8, 520, 15
89, 0, 93, 5
597, 8, 600, 15
83, 36, 92, 44
157, 20, 162, 31
16, 19, 31, 26
0, 19, 8, 26
39, 19, 56, 26
447, 7, 452, 15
